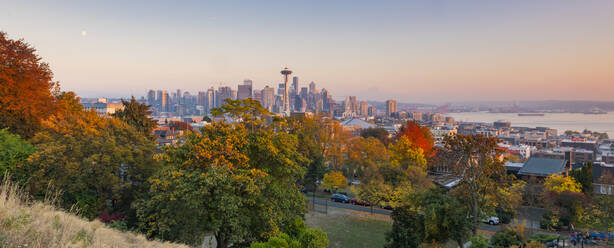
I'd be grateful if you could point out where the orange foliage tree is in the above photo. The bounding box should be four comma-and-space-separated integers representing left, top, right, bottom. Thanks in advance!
395, 121, 434, 157
0, 32, 58, 138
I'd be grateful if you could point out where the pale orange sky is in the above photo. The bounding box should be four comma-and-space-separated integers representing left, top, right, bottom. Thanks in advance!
2, 0, 613, 103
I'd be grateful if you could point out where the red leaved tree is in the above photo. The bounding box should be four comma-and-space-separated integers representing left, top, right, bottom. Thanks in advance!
395, 121, 434, 157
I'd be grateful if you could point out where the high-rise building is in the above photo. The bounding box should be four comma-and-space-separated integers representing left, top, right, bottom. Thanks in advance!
237, 80, 253, 100
197, 91, 206, 106
206, 87, 215, 112
161, 90, 169, 112
156, 90, 163, 106
368, 106, 377, 117
176, 89, 182, 104
292, 76, 299, 96
216, 86, 233, 108
360, 101, 369, 117
147, 90, 156, 106
386, 99, 397, 118
309, 81, 316, 94
261, 86, 275, 111
281, 67, 292, 116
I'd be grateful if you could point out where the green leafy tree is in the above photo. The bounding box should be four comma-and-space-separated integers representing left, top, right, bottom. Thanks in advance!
112, 96, 158, 136
0, 31, 59, 139
439, 134, 510, 234
569, 162, 593, 195
251, 218, 327, 248
387, 206, 425, 248
0, 128, 34, 183
286, 115, 331, 188
138, 118, 308, 247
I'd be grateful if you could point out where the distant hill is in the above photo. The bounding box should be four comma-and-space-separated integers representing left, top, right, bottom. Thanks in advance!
0, 180, 188, 248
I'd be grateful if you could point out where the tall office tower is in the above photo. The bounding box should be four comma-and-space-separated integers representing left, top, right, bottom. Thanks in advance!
147, 90, 156, 106
161, 90, 168, 112
309, 81, 316, 94
360, 101, 369, 117
386, 99, 397, 118
261, 86, 275, 111
197, 91, 206, 106
348, 96, 359, 114
237, 80, 253, 100
292, 76, 299, 96
368, 106, 377, 117
176, 89, 182, 104
280, 67, 292, 116
321, 88, 331, 112
252, 90, 262, 102
156, 90, 163, 106
216, 86, 233, 108
206, 87, 215, 112
278, 83, 285, 95
300, 87, 308, 98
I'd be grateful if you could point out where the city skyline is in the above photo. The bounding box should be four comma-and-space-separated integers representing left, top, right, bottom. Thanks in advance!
2, 1, 614, 103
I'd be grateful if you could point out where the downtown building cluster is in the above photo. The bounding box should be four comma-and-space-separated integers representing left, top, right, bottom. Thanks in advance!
143, 68, 384, 119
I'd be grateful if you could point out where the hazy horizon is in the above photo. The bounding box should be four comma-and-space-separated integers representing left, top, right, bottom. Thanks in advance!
2, 0, 613, 103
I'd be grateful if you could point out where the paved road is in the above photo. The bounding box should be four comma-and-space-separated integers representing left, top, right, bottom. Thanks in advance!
306, 196, 392, 215
306, 195, 507, 233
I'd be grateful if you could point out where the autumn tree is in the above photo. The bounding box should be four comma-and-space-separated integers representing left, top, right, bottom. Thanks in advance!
26, 95, 158, 221
356, 137, 432, 208
346, 136, 387, 178
113, 96, 158, 136
137, 109, 309, 247
286, 115, 330, 188
544, 175, 582, 193
395, 121, 434, 157
0, 31, 59, 138
360, 127, 391, 145
439, 134, 511, 234
322, 171, 347, 191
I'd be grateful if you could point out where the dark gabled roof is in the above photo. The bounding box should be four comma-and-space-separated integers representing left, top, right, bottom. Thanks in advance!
518, 157, 567, 177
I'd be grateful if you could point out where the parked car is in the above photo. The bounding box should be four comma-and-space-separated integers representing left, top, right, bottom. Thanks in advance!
482, 216, 500, 225
350, 198, 370, 206
331, 194, 350, 203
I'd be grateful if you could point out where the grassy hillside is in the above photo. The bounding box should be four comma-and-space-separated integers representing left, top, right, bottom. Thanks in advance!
0, 179, 188, 248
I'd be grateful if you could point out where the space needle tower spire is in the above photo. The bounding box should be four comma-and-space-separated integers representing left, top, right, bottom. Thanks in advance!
280, 67, 292, 116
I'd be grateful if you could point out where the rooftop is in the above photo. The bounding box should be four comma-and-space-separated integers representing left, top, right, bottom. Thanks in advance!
518, 157, 567, 177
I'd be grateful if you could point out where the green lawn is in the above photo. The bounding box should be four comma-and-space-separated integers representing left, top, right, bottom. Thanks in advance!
305, 211, 392, 248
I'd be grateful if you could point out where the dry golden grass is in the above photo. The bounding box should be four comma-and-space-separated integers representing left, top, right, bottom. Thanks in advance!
0, 179, 189, 248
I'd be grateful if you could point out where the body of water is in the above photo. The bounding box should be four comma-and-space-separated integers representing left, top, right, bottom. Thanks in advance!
443, 112, 614, 137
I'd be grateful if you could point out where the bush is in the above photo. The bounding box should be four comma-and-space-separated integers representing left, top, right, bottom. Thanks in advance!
298, 228, 328, 248
528, 233, 557, 243
539, 211, 561, 231
491, 229, 522, 248
469, 235, 489, 248
496, 207, 514, 224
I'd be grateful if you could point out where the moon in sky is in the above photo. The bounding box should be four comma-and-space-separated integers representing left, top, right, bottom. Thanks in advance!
81, 30, 87, 37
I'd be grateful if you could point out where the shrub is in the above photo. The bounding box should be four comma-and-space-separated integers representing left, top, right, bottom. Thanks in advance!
491, 229, 522, 248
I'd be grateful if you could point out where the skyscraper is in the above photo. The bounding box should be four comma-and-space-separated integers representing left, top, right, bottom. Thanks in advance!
386, 99, 397, 118
292, 76, 299, 96
216, 86, 233, 108
147, 90, 156, 106
261, 85, 275, 111
237, 79, 253, 100
206, 87, 215, 112
360, 101, 369, 117
161, 90, 169, 112
309, 81, 316, 94
197, 91, 206, 106
280, 67, 292, 116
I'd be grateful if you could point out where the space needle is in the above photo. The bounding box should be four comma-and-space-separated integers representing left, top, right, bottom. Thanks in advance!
280, 67, 292, 116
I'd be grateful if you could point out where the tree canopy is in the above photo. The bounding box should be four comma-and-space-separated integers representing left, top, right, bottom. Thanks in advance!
0, 31, 59, 138
112, 96, 158, 136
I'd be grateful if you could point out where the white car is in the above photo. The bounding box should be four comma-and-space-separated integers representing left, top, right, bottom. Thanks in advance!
482, 216, 500, 225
